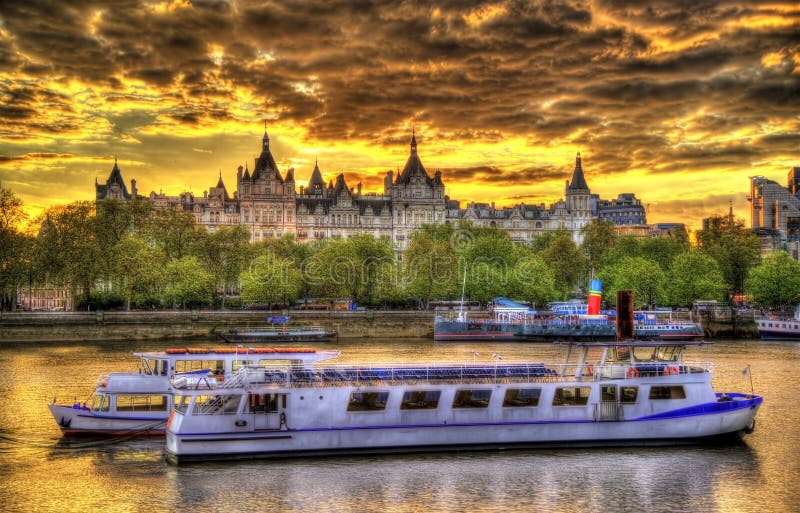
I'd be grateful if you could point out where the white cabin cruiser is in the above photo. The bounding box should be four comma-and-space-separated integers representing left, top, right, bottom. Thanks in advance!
48, 347, 338, 437
165, 340, 762, 463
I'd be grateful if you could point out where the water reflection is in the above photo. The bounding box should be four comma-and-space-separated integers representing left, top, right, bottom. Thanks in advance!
164, 446, 761, 513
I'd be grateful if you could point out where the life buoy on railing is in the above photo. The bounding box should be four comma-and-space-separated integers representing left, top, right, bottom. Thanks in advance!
626, 367, 639, 379
663, 366, 679, 376
585, 364, 593, 376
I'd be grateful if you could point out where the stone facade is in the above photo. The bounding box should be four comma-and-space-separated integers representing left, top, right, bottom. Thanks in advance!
95, 131, 647, 250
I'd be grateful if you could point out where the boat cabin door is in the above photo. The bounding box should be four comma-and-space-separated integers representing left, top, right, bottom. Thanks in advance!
248, 393, 287, 430
598, 385, 621, 421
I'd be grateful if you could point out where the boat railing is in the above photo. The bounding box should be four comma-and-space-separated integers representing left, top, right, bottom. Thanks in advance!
224, 325, 328, 334
172, 360, 714, 390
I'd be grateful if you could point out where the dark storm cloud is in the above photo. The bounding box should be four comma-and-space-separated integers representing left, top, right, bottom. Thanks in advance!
441, 164, 565, 184
0, 0, 797, 184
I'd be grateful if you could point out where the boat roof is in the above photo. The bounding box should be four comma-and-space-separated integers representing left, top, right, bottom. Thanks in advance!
555, 340, 711, 348
492, 297, 536, 312
134, 347, 340, 363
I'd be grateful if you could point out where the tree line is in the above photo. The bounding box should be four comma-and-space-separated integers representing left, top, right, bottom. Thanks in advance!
2, 185, 799, 311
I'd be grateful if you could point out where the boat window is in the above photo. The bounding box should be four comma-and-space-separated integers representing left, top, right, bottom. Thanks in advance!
191, 394, 240, 415
607, 347, 630, 363
91, 394, 110, 412
175, 359, 224, 374
174, 395, 190, 414
467, 323, 483, 331
631, 346, 656, 361
620, 386, 638, 403
601, 386, 616, 402
347, 391, 389, 411
655, 346, 681, 361
649, 386, 686, 400
503, 388, 541, 407
116, 394, 168, 412
553, 387, 591, 406
453, 389, 491, 408
248, 393, 280, 413
401, 390, 441, 410
233, 359, 253, 371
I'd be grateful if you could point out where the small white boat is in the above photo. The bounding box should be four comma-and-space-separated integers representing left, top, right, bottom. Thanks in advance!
756, 306, 800, 340
165, 339, 761, 463
48, 346, 338, 437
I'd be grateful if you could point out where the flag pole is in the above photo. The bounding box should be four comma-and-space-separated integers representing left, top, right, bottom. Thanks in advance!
745, 364, 754, 396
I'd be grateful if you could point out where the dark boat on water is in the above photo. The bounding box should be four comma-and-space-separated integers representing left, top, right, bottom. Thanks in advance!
434, 280, 704, 343
218, 316, 338, 343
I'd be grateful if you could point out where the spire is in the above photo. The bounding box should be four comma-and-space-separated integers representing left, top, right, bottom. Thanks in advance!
397, 129, 432, 185
568, 151, 589, 192
252, 123, 280, 182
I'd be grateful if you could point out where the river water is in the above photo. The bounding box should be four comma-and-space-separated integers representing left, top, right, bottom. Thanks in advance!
0, 337, 797, 513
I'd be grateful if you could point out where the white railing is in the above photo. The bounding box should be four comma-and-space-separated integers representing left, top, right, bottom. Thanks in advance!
171, 360, 714, 390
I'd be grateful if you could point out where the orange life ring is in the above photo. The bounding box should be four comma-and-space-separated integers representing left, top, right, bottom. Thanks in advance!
585, 364, 593, 376
663, 366, 679, 376
626, 367, 639, 379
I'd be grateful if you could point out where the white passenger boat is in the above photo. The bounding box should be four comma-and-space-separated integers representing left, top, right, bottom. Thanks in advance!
165, 340, 762, 463
756, 305, 800, 340
48, 347, 338, 437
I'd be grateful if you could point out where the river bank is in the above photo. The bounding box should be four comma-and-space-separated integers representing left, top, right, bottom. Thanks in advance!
0, 310, 435, 343
0, 307, 758, 343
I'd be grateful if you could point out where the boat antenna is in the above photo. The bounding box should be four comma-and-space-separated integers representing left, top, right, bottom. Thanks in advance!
457, 265, 467, 322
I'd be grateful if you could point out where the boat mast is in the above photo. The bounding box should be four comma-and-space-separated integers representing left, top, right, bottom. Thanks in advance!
457, 265, 467, 322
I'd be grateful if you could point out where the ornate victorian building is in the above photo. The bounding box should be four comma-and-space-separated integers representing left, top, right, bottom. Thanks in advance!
95, 130, 644, 250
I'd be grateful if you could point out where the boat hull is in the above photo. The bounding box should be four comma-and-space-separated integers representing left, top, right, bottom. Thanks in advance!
49, 404, 166, 437
166, 400, 760, 463
433, 319, 704, 342
218, 330, 338, 344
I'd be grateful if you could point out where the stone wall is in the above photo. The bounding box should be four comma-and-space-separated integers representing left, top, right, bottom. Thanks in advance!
0, 310, 436, 343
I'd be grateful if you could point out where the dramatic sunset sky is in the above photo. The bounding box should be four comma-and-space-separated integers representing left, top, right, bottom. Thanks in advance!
0, 1, 798, 231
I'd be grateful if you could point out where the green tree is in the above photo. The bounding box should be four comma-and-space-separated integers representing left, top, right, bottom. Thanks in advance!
666, 250, 726, 307
0, 185, 32, 310
541, 233, 586, 300
696, 214, 761, 299
195, 225, 252, 308
34, 202, 100, 308
148, 208, 198, 261
0, 184, 26, 231
506, 253, 556, 307
746, 251, 800, 307
240, 254, 301, 306
404, 230, 458, 305
580, 220, 617, 274
303, 239, 354, 301
164, 256, 214, 309
346, 234, 396, 305
599, 256, 666, 308
112, 236, 165, 310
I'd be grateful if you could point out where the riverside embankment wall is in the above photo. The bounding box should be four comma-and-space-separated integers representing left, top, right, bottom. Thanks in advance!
0, 310, 436, 343
0, 308, 758, 343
